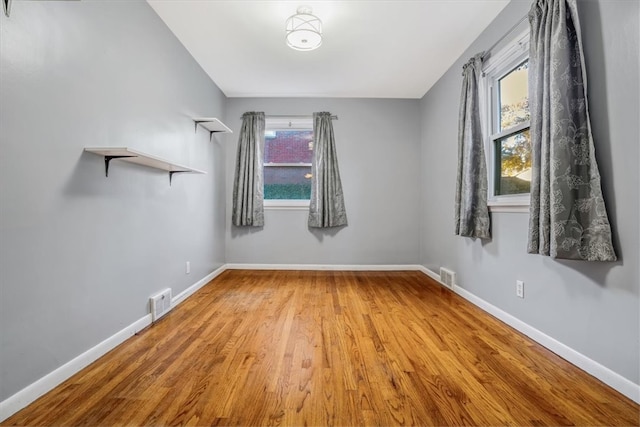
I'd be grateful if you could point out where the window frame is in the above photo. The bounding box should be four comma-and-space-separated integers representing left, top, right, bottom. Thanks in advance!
481, 28, 531, 213
263, 117, 313, 210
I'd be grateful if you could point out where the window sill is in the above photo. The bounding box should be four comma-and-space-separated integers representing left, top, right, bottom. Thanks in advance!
264, 200, 310, 210
488, 201, 530, 213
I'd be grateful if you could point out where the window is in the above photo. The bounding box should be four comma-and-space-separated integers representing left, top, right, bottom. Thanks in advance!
263, 118, 313, 208
482, 29, 531, 211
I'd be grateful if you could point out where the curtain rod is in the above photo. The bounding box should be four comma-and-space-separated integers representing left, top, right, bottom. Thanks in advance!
482, 13, 529, 59
240, 114, 338, 120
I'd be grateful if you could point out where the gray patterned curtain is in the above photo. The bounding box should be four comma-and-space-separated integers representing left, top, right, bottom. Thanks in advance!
232, 112, 265, 227
527, 0, 616, 260
308, 112, 347, 228
455, 53, 491, 239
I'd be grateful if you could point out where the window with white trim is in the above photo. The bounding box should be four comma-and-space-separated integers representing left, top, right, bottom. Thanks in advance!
482, 29, 531, 210
263, 118, 313, 208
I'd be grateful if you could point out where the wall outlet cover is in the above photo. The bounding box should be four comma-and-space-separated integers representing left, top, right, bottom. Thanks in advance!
516, 280, 525, 298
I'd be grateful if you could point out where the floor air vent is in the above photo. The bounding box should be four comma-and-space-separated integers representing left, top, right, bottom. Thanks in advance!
150, 288, 172, 322
439, 268, 456, 288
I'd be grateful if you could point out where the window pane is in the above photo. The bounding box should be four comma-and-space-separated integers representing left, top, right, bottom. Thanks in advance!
264, 130, 313, 163
264, 166, 312, 200
495, 129, 531, 195
264, 129, 313, 201
499, 61, 529, 131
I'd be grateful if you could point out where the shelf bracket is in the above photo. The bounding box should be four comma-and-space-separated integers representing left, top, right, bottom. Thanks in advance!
105, 155, 136, 177
169, 171, 189, 186
193, 120, 210, 134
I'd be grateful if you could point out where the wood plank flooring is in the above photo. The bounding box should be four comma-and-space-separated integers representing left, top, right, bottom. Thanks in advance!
3, 270, 638, 426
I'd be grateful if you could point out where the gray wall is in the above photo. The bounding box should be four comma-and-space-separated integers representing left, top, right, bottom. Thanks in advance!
0, 1, 227, 400
225, 98, 421, 265
420, 0, 639, 385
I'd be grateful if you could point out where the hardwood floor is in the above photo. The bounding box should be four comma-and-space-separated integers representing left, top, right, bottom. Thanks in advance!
3, 270, 638, 426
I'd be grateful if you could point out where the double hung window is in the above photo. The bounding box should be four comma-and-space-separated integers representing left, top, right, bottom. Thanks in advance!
482, 29, 531, 210
263, 118, 313, 208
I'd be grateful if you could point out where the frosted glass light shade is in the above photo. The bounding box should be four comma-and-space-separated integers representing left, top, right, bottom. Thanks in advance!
285, 6, 322, 51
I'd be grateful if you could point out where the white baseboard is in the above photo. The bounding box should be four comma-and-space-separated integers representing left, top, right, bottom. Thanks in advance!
0, 314, 152, 421
416, 265, 444, 283
421, 268, 640, 404
225, 263, 426, 271
0, 266, 225, 422
171, 264, 226, 306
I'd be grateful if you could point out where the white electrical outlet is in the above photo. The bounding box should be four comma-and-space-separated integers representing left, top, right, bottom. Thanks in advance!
516, 280, 524, 298
186, 261, 191, 274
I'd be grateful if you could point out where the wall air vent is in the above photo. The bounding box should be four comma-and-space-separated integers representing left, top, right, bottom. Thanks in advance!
439, 268, 456, 289
149, 288, 172, 322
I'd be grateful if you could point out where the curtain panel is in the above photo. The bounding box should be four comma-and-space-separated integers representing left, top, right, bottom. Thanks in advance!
308, 112, 348, 228
455, 53, 491, 239
527, 0, 616, 260
232, 112, 265, 227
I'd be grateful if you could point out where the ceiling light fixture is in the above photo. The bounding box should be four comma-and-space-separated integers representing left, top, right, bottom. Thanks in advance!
285, 6, 322, 51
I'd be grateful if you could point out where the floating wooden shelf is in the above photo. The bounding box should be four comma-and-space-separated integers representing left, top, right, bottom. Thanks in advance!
85, 147, 206, 185
192, 117, 232, 139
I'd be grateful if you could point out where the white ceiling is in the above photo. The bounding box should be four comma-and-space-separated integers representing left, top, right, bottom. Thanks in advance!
147, 0, 510, 99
